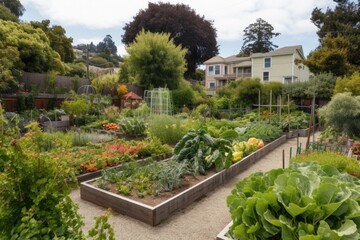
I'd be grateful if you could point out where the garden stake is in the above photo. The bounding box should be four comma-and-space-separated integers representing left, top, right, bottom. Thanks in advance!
289, 147, 292, 159
282, 149, 285, 169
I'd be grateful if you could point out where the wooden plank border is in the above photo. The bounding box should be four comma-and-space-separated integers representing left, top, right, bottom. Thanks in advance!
80, 135, 287, 226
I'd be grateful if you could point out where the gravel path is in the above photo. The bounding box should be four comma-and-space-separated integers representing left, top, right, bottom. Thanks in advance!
70, 134, 315, 240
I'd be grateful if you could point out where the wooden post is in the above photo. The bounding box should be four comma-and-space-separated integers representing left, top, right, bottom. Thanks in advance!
258, 90, 261, 122
269, 90, 272, 124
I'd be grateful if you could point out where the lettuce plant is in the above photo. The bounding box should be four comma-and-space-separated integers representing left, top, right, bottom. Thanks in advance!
227, 162, 360, 240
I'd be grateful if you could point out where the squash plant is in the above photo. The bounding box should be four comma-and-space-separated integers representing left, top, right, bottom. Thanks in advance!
173, 128, 232, 175
227, 162, 360, 240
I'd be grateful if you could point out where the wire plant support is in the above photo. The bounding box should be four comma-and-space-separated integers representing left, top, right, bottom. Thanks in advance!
144, 88, 173, 115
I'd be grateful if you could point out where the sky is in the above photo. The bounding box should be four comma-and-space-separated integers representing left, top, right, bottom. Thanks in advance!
20, 0, 336, 59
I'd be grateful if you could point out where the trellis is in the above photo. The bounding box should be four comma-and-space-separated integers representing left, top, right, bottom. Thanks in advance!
144, 88, 173, 115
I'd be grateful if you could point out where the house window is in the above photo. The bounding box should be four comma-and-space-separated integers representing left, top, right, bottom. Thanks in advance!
263, 72, 269, 81
215, 65, 220, 75
284, 77, 292, 84
209, 82, 215, 88
264, 57, 271, 68
224, 66, 228, 75
244, 67, 251, 73
208, 65, 221, 75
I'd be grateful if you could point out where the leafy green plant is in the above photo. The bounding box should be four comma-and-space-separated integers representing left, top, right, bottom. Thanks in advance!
155, 160, 187, 193
174, 128, 232, 175
227, 162, 360, 239
88, 209, 115, 240
239, 123, 282, 142
147, 114, 187, 145
117, 117, 147, 136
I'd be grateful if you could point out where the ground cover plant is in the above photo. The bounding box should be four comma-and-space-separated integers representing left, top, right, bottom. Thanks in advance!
227, 162, 360, 240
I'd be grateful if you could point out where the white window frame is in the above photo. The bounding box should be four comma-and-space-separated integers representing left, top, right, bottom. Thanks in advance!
215, 65, 220, 75
208, 64, 221, 75
264, 57, 272, 68
263, 71, 270, 81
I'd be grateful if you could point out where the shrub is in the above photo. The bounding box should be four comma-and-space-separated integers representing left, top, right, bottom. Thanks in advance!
318, 92, 360, 137
117, 117, 147, 136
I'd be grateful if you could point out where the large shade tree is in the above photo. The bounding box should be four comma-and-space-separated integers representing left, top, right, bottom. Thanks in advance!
239, 18, 280, 56
311, 0, 360, 66
124, 30, 186, 90
300, 35, 352, 76
122, 2, 218, 77
0, 20, 65, 92
30, 20, 75, 63
0, 0, 24, 17
0, 4, 18, 21
96, 35, 117, 56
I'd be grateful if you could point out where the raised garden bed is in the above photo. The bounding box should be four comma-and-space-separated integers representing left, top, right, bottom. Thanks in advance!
216, 221, 233, 240
286, 124, 318, 139
76, 152, 173, 183
80, 135, 287, 226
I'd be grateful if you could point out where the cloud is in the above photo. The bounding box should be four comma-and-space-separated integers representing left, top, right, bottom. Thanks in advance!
21, 0, 334, 42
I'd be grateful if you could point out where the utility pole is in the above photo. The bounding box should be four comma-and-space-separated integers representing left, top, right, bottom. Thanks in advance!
86, 44, 90, 79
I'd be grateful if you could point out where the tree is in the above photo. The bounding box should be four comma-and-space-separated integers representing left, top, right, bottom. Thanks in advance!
311, 0, 360, 66
96, 35, 117, 56
30, 20, 75, 63
240, 18, 280, 55
125, 30, 186, 90
122, 2, 218, 77
0, 0, 24, 17
0, 4, 18, 22
334, 72, 360, 96
300, 35, 352, 76
0, 20, 65, 92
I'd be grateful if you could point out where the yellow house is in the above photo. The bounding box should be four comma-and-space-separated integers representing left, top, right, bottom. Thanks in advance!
204, 45, 311, 96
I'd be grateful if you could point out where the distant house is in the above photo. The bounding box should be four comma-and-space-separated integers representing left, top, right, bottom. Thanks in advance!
204, 45, 312, 96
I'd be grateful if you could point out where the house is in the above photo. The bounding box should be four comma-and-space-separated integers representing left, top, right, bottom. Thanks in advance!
204, 45, 311, 96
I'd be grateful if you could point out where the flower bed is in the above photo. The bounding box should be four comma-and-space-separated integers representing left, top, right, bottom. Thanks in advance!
80, 135, 287, 226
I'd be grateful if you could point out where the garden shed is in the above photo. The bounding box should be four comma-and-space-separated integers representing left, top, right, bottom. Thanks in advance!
121, 91, 142, 109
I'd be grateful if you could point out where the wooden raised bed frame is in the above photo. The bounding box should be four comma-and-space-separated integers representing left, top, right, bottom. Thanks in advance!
80, 135, 287, 226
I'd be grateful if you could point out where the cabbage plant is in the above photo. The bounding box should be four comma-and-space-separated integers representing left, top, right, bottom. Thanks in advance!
227, 162, 360, 239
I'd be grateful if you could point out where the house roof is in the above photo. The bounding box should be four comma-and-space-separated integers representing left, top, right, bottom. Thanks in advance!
204, 55, 251, 64
233, 60, 251, 67
203, 56, 225, 64
251, 45, 304, 58
121, 92, 142, 100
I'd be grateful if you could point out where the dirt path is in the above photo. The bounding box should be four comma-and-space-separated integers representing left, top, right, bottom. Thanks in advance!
70, 134, 315, 240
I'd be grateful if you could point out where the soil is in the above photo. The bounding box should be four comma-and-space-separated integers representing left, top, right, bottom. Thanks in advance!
91, 168, 218, 206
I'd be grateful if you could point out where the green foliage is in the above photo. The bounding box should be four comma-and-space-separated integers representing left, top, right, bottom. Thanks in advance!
96, 35, 117, 56
30, 20, 75, 63
0, 128, 84, 239
318, 92, 360, 137
334, 72, 360, 96
122, 2, 218, 77
91, 73, 118, 94
87, 210, 115, 240
240, 18, 280, 55
90, 56, 114, 68
0, 4, 18, 21
137, 137, 172, 158
174, 128, 233, 174
147, 114, 187, 145
283, 73, 336, 99
227, 162, 360, 239
301, 35, 353, 76
117, 117, 147, 136
61, 98, 90, 116
172, 80, 196, 110
239, 123, 282, 142
0, 0, 24, 17
125, 30, 187, 90
291, 151, 360, 176
0, 20, 65, 91
311, 0, 360, 67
